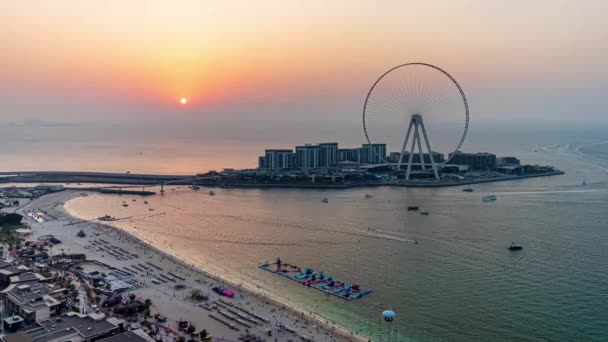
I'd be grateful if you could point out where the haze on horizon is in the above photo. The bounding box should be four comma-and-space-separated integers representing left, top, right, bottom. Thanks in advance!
1, 0, 608, 131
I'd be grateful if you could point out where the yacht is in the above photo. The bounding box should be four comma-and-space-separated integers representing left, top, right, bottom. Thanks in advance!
482, 195, 497, 202
508, 242, 523, 250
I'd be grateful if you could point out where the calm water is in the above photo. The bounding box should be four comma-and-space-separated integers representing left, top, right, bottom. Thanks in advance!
64, 142, 608, 341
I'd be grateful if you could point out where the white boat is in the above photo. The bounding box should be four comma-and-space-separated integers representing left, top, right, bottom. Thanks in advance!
482, 195, 497, 202
419, 210, 429, 215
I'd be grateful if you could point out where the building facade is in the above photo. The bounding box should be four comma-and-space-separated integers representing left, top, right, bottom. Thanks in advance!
338, 148, 362, 163
319, 143, 338, 167
388, 152, 445, 165
449, 152, 497, 170
295, 145, 322, 169
264, 149, 294, 170
361, 144, 387, 164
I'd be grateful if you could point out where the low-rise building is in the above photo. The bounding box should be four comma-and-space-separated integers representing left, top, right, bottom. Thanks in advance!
448, 152, 497, 170
1, 281, 67, 323
496, 156, 521, 166
1, 312, 125, 342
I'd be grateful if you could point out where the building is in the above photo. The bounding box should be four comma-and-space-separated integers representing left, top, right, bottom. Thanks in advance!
0, 265, 29, 284
496, 156, 521, 166
98, 330, 155, 342
264, 149, 294, 170
388, 152, 445, 166
295, 145, 322, 169
448, 152, 497, 170
319, 143, 338, 167
361, 144, 387, 164
2, 312, 126, 342
338, 148, 362, 163
1, 281, 67, 323
257, 156, 266, 169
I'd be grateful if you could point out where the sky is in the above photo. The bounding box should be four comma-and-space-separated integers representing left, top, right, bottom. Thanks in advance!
1, 0, 608, 130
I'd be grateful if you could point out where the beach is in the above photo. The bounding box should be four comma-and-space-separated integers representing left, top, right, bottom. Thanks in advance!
9, 189, 365, 342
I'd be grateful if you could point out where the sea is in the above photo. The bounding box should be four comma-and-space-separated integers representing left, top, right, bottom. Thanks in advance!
3, 122, 608, 341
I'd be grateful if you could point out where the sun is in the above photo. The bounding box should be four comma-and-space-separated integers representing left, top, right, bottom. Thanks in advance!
180, 97, 188, 105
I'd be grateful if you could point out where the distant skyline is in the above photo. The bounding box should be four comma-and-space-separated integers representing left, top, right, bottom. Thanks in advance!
1, 0, 608, 129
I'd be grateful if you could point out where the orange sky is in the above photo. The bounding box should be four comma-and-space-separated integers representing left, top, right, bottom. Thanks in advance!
1, 0, 607, 124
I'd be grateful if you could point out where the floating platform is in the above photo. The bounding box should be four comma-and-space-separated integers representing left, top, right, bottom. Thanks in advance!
258, 261, 372, 301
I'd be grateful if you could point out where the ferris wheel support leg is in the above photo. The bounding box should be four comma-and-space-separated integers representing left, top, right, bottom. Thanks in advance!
397, 118, 415, 170
405, 123, 419, 180
419, 118, 440, 180
416, 128, 426, 171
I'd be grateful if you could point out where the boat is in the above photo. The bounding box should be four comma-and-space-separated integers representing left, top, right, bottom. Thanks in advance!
191, 185, 200, 190
482, 195, 497, 202
144, 201, 148, 204
149, 208, 155, 211
462, 187, 474, 192
98, 215, 116, 221
321, 198, 328, 203
122, 203, 129, 207
419, 210, 429, 215
364, 194, 373, 199
508, 242, 523, 250
209, 191, 215, 196
407, 206, 419, 211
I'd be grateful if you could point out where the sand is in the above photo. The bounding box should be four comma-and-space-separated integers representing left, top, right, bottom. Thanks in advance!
6, 190, 366, 342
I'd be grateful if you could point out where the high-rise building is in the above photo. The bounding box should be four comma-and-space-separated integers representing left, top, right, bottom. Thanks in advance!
264, 149, 294, 169
319, 143, 338, 167
338, 148, 362, 163
361, 144, 386, 164
258, 156, 266, 169
295, 145, 322, 169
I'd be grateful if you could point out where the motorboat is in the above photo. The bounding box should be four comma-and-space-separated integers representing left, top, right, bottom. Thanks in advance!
191, 185, 200, 190
508, 242, 523, 250
98, 215, 116, 221
419, 210, 429, 216
407, 206, 419, 211
462, 187, 474, 192
209, 191, 215, 196
321, 198, 329, 203
364, 194, 373, 199
482, 195, 497, 202
122, 203, 129, 207
144, 201, 148, 204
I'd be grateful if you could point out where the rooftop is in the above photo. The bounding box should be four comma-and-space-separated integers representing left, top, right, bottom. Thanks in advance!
22, 312, 122, 342
98, 330, 155, 342
2, 281, 64, 311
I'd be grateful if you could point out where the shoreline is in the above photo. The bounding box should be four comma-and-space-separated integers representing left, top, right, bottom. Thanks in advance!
1, 170, 565, 190
51, 190, 366, 341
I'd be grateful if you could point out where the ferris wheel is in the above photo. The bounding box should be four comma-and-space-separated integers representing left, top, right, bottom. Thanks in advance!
362, 63, 469, 180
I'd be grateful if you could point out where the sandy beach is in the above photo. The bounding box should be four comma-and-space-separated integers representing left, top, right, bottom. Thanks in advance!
9, 190, 366, 342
